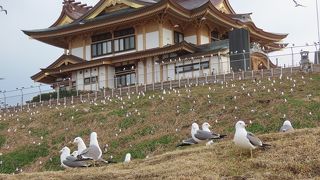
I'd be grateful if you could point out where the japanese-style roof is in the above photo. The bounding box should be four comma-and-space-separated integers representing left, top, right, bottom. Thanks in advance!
51, 0, 92, 27
31, 54, 86, 82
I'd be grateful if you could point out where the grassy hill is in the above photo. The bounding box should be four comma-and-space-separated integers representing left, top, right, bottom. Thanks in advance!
0, 72, 319, 178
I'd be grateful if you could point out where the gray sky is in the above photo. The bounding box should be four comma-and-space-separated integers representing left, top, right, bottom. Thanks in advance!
0, 0, 318, 101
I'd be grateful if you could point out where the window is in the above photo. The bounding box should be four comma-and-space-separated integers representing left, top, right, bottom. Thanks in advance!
211, 31, 219, 41
115, 73, 136, 87
84, 78, 91, 85
91, 76, 98, 83
175, 61, 210, 74
174, 31, 184, 44
91, 28, 135, 57
91, 32, 112, 58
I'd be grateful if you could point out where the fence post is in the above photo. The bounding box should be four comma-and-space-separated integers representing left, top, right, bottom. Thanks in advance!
111, 89, 114, 97
187, 77, 189, 85
170, 80, 172, 89
120, 87, 122, 96
281, 67, 283, 76
311, 63, 314, 72
57, 85, 60, 105
223, 71, 226, 82
152, 82, 155, 91
290, 67, 293, 74
251, 70, 254, 79
161, 81, 163, 90
196, 76, 199, 85
71, 96, 74, 104
205, 74, 208, 83
179, 78, 181, 88
136, 84, 138, 94
144, 84, 147, 92
242, 71, 245, 80
271, 68, 274, 77
103, 89, 106, 98
232, 71, 235, 80
261, 69, 264, 79
87, 93, 90, 101
64, 97, 66, 105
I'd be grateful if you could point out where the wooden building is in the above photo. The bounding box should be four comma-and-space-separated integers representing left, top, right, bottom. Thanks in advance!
24, 0, 287, 91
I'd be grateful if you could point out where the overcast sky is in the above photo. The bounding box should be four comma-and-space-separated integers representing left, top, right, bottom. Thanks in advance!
0, 0, 318, 102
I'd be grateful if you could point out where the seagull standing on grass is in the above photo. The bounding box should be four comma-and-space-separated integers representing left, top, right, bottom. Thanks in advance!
191, 123, 226, 143
73, 137, 87, 155
233, 121, 270, 158
124, 153, 131, 163
60, 147, 90, 168
202, 122, 215, 146
280, 120, 294, 132
77, 132, 107, 166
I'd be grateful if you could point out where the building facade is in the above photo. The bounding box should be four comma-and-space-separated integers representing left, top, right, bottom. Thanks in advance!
24, 0, 287, 91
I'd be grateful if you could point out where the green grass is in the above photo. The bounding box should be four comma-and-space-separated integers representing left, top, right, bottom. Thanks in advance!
42, 155, 62, 171
118, 117, 137, 129
0, 144, 49, 174
29, 128, 49, 138
0, 123, 8, 131
0, 135, 6, 147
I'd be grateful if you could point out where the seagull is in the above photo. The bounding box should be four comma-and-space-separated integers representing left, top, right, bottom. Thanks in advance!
292, 0, 306, 7
60, 147, 90, 168
76, 132, 107, 166
124, 153, 131, 163
191, 123, 226, 143
0, 6, 7, 15
280, 120, 294, 132
73, 137, 87, 154
233, 121, 270, 158
202, 122, 215, 146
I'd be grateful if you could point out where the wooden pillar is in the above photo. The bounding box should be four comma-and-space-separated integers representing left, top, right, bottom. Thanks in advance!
152, 58, 155, 83
144, 60, 147, 84
82, 36, 87, 60
196, 28, 201, 45
159, 23, 163, 48
143, 26, 146, 50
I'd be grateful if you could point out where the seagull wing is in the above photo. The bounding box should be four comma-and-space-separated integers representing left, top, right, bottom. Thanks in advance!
292, 0, 298, 4
194, 130, 222, 140
176, 138, 198, 147
78, 145, 100, 160
4, 10, 7, 15
246, 132, 263, 147
0, 6, 3, 10
63, 156, 90, 167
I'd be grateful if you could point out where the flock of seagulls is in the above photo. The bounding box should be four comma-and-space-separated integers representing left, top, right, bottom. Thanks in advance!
178, 119, 294, 158
0, 6, 7, 15
60, 132, 131, 168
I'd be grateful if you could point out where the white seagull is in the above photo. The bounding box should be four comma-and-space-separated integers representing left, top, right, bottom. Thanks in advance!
77, 132, 107, 166
124, 153, 131, 163
280, 120, 294, 132
73, 137, 87, 154
202, 122, 215, 146
233, 121, 270, 158
191, 123, 226, 143
60, 147, 90, 168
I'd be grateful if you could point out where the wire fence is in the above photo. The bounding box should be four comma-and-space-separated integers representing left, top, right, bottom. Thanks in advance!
0, 49, 319, 112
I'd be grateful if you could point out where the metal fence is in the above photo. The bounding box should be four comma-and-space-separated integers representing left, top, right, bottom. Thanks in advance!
0, 49, 320, 112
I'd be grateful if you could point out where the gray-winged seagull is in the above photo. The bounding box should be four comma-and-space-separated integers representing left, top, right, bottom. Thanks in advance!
191, 123, 226, 143
233, 120, 270, 158
60, 147, 90, 168
280, 120, 294, 132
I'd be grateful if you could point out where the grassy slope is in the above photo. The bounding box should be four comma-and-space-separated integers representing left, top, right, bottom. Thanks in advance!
0, 72, 319, 178
2, 128, 320, 179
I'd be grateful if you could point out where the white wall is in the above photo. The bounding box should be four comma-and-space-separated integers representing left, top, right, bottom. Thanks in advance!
146, 31, 159, 49
167, 64, 175, 80
72, 47, 83, 59
85, 46, 91, 60
201, 36, 209, 44
76, 70, 84, 91
99, 66, 106, 89
137, 34, 143, 51
107, 66, 115, 89
184, 35, 196, 44
162, 64, 168, 81
146, 58, 153, 84
163, 28, 172, 46
137, 61, 145, 85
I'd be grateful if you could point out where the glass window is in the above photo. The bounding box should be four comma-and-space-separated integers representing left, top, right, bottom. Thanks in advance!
114, 39, 119, 52
107, 41, 112, 53
97, 43, 102, 56
92, 44, 97, 57
201, 62, 210, 69
174, 31, 184, 44
91, 76, 97, 83
194, 63, 200, 71
129, 36, 135, 49
183, 65, 193, 72
102, 42, 107, 54
84, 78, 90, 85
131, 74, 136, 84
119, 39, 124, 51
